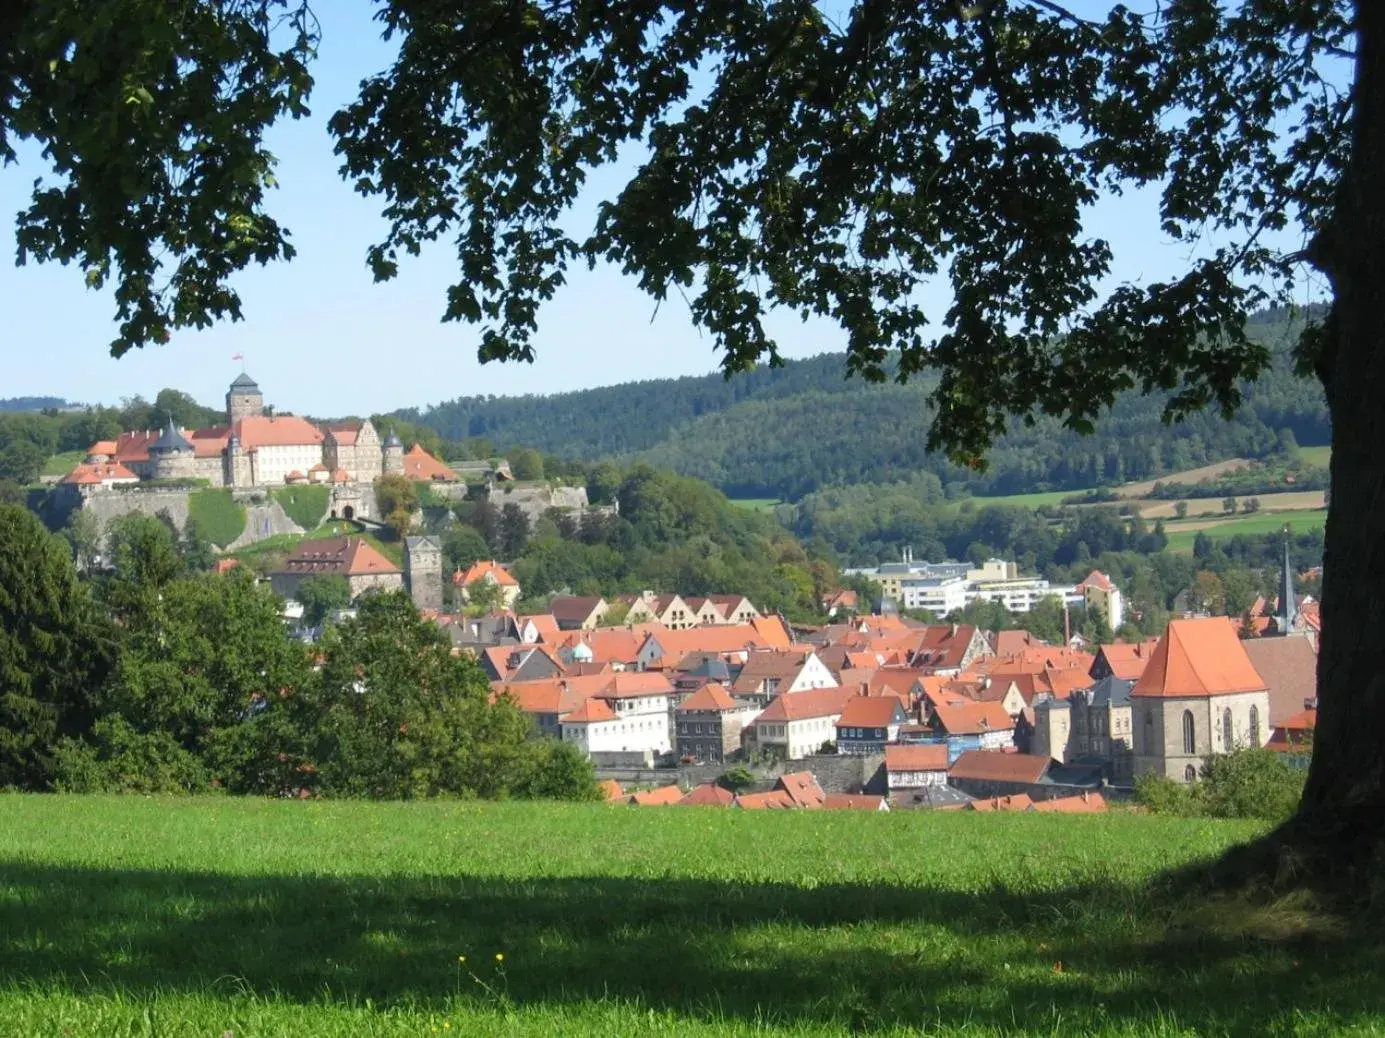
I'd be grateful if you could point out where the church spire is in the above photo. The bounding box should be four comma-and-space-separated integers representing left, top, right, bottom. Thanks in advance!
1279, 528, 1298, 635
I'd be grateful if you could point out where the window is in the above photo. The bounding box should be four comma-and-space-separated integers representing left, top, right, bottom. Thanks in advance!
1223, 708, 1234, 750
1249, 705, 1261, 746
1185, 764, 1197, 782
1183, 711, 1196, 756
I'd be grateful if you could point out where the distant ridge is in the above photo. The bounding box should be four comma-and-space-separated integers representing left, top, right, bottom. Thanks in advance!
0, 396, 74, 413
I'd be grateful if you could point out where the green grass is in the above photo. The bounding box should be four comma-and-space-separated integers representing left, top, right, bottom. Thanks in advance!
273, 484, 331, 529
40, 449, 86, 477
0, 796, 1380, 1037
729, 497, 785, 512
1297, 445, 1332, 468
1163, 509, 1328, 553
186, 488, 247, 548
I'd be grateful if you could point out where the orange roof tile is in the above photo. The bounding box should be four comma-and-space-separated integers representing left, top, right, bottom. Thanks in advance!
755, 687, 852, 723
598, 778, 624, 802
403, 443, 458, 481
823, 793, 886, 811
457, 559, 519, 588
735, 790, 797, 810
676, 682, 740, 712
563, 698, 618, 723
1274, 707, 1317, 732
88, 440, 118, 456
324, 421, 362, 446
884, 744, 949, 772
776, 771, 826, 808
680, 782, 737, 806
930, 698, 1015, 736
275, 537, 401, 577
1131, 618, 1267, 698
1032, 792, 1107, 813
524, 614, 562, 643
1093, 640, 1162, 681
967, 794, 1035, 812
836, 695, 908, 728
61, 461, 140, 485
233, 415, 325, 448
628, 785, 684, 805
949, 751, 1049, 784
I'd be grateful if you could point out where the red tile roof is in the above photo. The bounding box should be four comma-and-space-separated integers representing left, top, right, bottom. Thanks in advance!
234, 415, 325, 448
1242, 636, 1318, 725
680, 782, 737, 806
735, 790, 797, 810
835, 695, 907, 728
1032, 792, 1108, 813
403, 443, 458, 481
1076, 569, 1116, 592
823, 793, 886, 811
1132, 618, 1267, 698
676, 682, 739, 712
755, 687, 852, 723
61, 461, 139, 485
948, 750, 1049, 784
1093, 640, 1161, 681
884, 744, 949, 772
776, 771, 826, 808
275, 537, 401, 577
563, 698, 618, 723
1275, 707, 1317, 732
911, 624, 984, 670
628, 785, 684, 806
967, 794, 1035, 812
456, 560, 519, 588
324, 421, 362, 446
930, 698, 1015, 736
598, 778, 624, 802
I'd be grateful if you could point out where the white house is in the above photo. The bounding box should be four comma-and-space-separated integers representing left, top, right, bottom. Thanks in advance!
752, 687, 853, 760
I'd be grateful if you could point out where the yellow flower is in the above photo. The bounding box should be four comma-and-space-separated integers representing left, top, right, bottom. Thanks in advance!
457, 955, 466, 963
495, 953, 505, 963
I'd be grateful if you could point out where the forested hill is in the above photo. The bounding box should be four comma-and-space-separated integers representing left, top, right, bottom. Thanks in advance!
400, 307, 1330, 500
0, 397, 71, 412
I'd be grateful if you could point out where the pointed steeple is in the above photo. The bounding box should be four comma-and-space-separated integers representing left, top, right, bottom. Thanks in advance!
1279, 528, 1298, 635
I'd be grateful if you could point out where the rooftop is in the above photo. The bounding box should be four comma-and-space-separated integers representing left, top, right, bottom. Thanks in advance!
1132, 618, 1267, 698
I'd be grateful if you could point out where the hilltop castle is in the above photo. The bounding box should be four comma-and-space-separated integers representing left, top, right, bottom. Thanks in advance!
69, 373, 454, 490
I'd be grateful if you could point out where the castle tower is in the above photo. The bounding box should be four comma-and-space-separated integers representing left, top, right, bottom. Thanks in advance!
382, 429, 405, 476
227, 372, 263, 425
225, 433, 252, 488
149, 417, 196, 480
404, 535, 443, 612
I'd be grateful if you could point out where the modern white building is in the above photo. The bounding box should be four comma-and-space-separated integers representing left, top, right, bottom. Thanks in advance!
849, 554, 1100, 618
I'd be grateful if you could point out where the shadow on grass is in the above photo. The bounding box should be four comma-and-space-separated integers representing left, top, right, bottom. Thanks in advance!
0, 861, 1378, 1031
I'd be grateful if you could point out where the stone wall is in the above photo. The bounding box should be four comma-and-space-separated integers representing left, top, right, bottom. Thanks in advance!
226, 498, 303, 550
62, 487, 308, 552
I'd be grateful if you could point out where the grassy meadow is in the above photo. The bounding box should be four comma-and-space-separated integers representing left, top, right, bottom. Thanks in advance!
1, 797, 1381, 1036
1163, 509, 1329, 553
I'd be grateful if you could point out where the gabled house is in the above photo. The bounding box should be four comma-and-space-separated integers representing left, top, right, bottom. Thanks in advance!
751, 687, 854, 760
682, 596, 727, 626
834, 696, 910, 755
730, 649, 837, 705
634, 619, 791, 670
1266, 705, 1315, 765
1089, 640, 1161, 682
454, 560, 522, 608
910, 624, 993, 675
675, 682, 759, 764
621, 592, 697, 629
822, 589, 860, 617
270, 537, 403, 601
708, 594, 761, 624
883, 744, 949, 791
680, 782, 737, 806
1130, 617, 1272, 782
927, 698, 1017, 760
550, 595, 609, 630
494, 678, 585, 738
480, 644, 564, 684
628, 785, 685, 806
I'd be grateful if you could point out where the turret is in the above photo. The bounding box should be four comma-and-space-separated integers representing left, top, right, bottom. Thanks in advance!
149, 417, 195, 480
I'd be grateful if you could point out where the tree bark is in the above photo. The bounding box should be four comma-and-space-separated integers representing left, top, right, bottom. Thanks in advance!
1293, 0, 1385, 866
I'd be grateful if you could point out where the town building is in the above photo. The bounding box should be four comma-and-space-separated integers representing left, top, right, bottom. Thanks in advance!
883, 744, 950, 791
1130, 617, 1272, 782
751, 687, 854, 760
834, 695, 910, 754
1032, 675, 1135, 780
1076, 570, 1126, 631
675, 682, 760, 763
454, 560, 522, 608
269, 537, 403, 601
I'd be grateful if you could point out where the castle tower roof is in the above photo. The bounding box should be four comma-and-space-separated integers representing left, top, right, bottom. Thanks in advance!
149, 417, 194, 454
229, 372, 260, 394
384, 429, 403, 449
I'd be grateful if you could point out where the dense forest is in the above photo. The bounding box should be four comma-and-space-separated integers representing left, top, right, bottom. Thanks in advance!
399, 307, 1329, 500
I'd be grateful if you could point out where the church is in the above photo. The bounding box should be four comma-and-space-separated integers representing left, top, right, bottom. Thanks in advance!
76, 373, 452, 490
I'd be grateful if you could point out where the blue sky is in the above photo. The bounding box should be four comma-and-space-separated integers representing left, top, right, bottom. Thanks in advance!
0, 4, 1320, 418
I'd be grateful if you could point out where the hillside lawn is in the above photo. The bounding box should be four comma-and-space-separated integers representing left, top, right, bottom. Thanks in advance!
1297, 444, 1333, 467
1136, 490, 1327, 520
40, 449, 86, 477
964, 489, 1074, 510
0, 797, 1380, 1037
1163, 509, 1329, 553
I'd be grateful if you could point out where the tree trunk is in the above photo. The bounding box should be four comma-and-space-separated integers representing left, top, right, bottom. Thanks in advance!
1293, 0, 1385, 867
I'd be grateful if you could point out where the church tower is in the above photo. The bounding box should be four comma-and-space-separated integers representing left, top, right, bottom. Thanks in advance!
1278, 529, 1299, 635
227, 373, 263, 425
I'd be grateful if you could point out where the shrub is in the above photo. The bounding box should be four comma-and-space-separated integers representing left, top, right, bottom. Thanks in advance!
1135, 749, 1305, 823
273, 485, 330, 530
187, 489, 247, 547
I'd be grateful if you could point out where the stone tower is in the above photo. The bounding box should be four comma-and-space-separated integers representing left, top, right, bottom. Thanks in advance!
382, 429, 405, 476
227, 372, 263, 425
149, 417, 196, 480
404, 535, 444, 612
